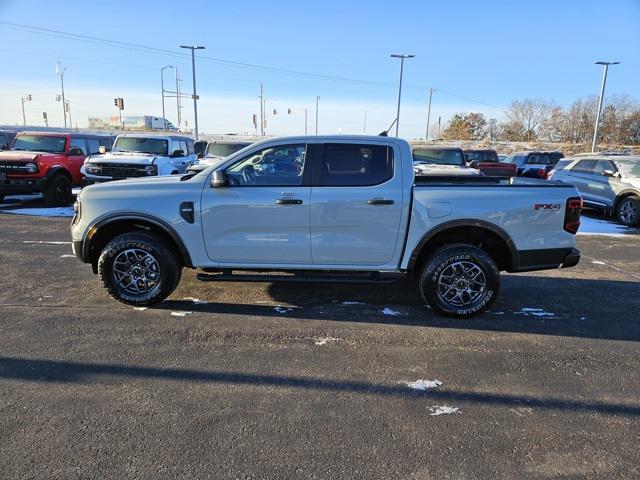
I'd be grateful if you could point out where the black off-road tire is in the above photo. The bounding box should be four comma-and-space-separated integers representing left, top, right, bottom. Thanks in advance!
616, 197, 640, 227
419, 243, 500, 318
43, 173, 74, 206
98, 232, 182, 307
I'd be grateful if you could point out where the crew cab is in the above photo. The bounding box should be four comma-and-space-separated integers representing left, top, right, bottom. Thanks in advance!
81, 134, 196, 184
464, 149, 517, 177
503, 151, 564, 179
0, 131, 113, 205
71, 135, 582, 318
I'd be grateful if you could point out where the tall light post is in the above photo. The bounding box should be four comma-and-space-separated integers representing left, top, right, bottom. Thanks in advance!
21, 94, 32, 126
161, 65, 175, 132
592, 61, 620, 152
315, 96, 320, 134
390, 54, 414, 137
425, 87, 435, 140
56, 62, 68, 128
363, 109, 373, 134
180, 45, 205, 140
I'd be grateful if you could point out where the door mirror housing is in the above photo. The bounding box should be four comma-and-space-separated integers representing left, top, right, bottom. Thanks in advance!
98, 145, 107, 154
211, 169, 228, 188
602, 169, 616, 177
68, 147, 84, 156
171, 149, 185, 158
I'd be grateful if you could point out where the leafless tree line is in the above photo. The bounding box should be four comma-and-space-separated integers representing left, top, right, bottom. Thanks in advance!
441, 95, 640, 145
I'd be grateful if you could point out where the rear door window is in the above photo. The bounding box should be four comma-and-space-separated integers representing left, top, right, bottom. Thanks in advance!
571, 160, 597, 173
70, 137, 88, 155
593, 160, 614, 174
321, 144, 393, 186
86, 139, 101, 154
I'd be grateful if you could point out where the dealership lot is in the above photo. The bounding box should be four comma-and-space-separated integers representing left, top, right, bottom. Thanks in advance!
0, 212, 639, 479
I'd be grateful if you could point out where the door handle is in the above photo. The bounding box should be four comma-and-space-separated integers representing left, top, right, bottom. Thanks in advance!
275, 198, 303, 205
367, 198, 394, 205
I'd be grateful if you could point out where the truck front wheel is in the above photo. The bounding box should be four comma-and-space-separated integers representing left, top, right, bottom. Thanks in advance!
419, 244, 499, 318
43, 173, 73, 206
98, 232, 182, 307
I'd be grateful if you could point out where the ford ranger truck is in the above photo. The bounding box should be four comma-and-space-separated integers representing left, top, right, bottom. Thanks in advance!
0, 132, 113, 205
81, 134, 196, 184
71, 135, 582, 318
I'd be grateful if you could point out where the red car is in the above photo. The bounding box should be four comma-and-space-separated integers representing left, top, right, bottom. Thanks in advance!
0, 131, 113, 205
464, 149, 517, 177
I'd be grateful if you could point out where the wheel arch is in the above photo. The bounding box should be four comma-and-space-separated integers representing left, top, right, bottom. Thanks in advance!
614, 190, 640, 211
407, 219, 517, 273
84, 214, 193, 271
45, 165, 73, 180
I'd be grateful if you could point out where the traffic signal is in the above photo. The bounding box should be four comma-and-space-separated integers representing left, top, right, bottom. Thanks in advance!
27, 94, 32, 101
114, 98, 124, 110
64, 102, 70, 112
273, 109, 277, 115
252, 114, 257, 128
42, 112, 47, 120
287, 108, 292, 114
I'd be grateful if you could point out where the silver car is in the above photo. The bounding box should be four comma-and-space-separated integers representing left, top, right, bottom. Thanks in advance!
548, 154, 640, 226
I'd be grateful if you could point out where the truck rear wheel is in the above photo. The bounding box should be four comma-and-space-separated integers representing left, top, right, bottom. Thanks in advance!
98, 232, 182, 307
419, 244, 499, 318
43, 173, 74, 206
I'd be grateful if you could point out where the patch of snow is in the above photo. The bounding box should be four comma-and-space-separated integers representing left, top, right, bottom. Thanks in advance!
518, 307, 556, 318
2, 207, 74, 218
591, 260, 606, 265
580, 316, 587, 321
314, 336, 340, 346
488, 311, 505, 315
133, 307, 148, 311
341, 301, 365, 305
429, 406, 459, 416
22, 240, 71, 245
60, 254, 76, 258
273, 306, 295, 314
382, 307, 401, 316
578, 215, 639, 237
183, 297, 207, 304
171, 311, 192, 317
404, 379, 443, 391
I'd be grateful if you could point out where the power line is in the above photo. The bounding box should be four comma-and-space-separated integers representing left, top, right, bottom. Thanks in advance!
0, 21, 503, 110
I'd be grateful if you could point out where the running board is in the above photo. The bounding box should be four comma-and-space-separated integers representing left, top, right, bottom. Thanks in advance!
196, 270, 400, 285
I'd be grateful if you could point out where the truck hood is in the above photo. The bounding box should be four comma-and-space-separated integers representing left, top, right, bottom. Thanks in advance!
86, 151, 159, 165
81, 172, 197, 193
0, 150, 43, 162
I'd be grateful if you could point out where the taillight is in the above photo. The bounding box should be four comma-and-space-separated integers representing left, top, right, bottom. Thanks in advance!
564, 197, 583, 234
539, 168, 548, 179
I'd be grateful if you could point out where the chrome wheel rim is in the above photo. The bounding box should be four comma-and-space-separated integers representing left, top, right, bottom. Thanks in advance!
437, 260, 486, 307
620, 200, 638, 224
113, 248, 161, 295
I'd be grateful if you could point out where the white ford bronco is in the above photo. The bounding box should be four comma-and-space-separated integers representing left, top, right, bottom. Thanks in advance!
81, 134, 196, 184
71, 135, 582, 318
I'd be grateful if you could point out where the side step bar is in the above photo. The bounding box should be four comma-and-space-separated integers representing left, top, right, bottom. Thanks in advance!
196, 270, 400, 285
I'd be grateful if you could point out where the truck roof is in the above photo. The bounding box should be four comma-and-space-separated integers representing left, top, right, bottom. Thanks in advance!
15, 131, 112, 139
115, 133, 194, 142
248, 135, 410, 146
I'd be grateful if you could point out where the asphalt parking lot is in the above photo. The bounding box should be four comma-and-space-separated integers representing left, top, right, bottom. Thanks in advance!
1, 207, 639, 479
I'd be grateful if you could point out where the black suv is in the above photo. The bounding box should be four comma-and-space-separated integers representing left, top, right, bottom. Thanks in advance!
503, 151, 564, 179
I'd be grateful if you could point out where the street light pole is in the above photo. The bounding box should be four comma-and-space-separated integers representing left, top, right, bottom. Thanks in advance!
425, 87, 435, 140
315, 96, 320, 134
21, 94, 32, 126
161, 65, 174, 132
56, 62, 68, 128
180, 45, 205, 140
591, 61, 620, 152
363, 109, 373, 134
390, 54, 415, 137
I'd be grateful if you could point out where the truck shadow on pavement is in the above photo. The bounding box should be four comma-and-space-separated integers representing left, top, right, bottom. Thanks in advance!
163, 273, 640, 342
1, 356, 638, 416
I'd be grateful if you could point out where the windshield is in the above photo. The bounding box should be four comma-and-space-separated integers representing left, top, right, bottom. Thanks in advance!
465, 151, 498, 162
206, 143, 250, 157
413, 149, 464, 166
12, 135, 66, 153
616, 160, 640, 178
113, 137, 168, 155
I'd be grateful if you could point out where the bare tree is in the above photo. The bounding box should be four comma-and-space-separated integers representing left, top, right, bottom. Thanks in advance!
504, 99, 553, 141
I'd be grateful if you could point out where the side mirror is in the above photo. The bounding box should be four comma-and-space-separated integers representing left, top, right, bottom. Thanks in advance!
211, 169, 228, 188
172, 149, 185, 158
602, 169, 616, 177
69, 147, 84, 156
98, 145, 106, 154
197, 152, 204, 159
470, 161, 479, 168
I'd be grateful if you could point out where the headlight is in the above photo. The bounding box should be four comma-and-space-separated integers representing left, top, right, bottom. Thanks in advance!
25, 162, 37, 173
143, 165, 157, 176
72, 197, 81, 222
85, 164, 100, 174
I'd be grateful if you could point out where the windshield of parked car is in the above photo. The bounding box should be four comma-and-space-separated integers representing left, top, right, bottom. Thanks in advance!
113, 137, 168, 155
12, 135, 66, 153
615, 160, 640, 178
465, 151, 498, 162
413, 149, 464, 166
206, 142, 250, 157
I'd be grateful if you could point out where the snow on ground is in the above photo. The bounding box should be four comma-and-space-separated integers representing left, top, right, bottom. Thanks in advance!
382, 307, 401, 316
0, 194, 74, 218
171, 311, 192, 317
273, 306, 295, 314
517, 307, 557, 318
404, 379, 443, 391
429, 406, 459, 416
314, 336, 340, 346
578, 213, 639, 237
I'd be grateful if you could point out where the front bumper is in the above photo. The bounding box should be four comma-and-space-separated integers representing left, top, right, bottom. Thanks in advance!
0, 176, 48, 195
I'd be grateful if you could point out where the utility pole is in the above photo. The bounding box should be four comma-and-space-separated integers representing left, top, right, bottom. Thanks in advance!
259, 82, 264, 136
304, 108, 308, 135
425, 87, 435, 140
180, 45, 205, 140
66, 101, 72, 129
390, 54, 414, 137
437, 116, 441, 138
56, 62, 68, 128
21, 94, 32, 126
591, 61, 620, 152
176, 68, 182, 128
43, 112, 48, 127
160, 65, 175, 131
363, 109, 373, 134
315, 96, 320, 134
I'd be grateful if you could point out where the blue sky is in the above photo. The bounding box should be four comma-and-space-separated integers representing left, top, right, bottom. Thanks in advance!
0, 0, 638, 137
